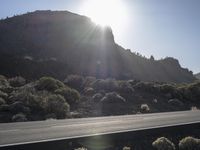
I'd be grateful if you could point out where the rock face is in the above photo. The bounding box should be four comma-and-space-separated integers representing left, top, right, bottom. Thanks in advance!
195, 73, 200, 80
0, 10, 196, 83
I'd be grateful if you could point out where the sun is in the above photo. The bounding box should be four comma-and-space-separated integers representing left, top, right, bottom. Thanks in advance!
80, 0, 128, 28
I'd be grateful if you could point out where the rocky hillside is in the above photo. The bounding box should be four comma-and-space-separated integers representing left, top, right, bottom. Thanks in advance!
0, 10, 195, 83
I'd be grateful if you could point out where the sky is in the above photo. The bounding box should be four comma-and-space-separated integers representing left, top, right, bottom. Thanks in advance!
0, 0, 199, 73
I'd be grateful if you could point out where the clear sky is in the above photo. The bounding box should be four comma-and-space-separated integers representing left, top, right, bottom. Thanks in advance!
0, 0, 199, 73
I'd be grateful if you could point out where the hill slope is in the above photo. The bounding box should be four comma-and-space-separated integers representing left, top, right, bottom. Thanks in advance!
195, 73, 200, 79
0, 10, 195, 83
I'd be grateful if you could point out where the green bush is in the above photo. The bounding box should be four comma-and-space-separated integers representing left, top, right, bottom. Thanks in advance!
0, 104, 10, 112
158, 84, 176, 93
0, 90, 8, 99
9, 87, 50, 116
0, 75, 9, 90
36, 77, 65, 92
101, 92, 126, 103
118, 81, 134, 94
12, 113, 27, 122
74, 148, 87, 150
134, 82, 156, 92
140, 104, 150, 113
45, 94, 70, 119
92, 93, 104, 102
179, 81, 200, 102
83, 87, 95, 96
168, 99, 184, 107
100, 92, 126, 115
152, 137, 175, 150
92, 79, 119, 92
83, 76, 96, 87
179, 137, 200, 150
9, 101, 30, 114
0, 98, 6, 105
55, 87, 80, 105
64, 75, 84, 90
9, 76, 26, 87
122, 146, 131, 150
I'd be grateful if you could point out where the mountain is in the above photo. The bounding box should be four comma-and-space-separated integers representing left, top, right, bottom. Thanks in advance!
0, 10, 195, 83
195, 73, 200, 79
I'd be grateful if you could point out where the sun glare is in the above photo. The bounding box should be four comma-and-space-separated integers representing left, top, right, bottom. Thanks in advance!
81, 0, 128, 28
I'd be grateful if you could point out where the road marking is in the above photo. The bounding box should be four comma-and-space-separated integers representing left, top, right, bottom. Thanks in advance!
50, 120, 125, 129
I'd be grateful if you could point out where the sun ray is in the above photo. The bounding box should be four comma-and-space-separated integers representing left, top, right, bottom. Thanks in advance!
80, 0, 128, 28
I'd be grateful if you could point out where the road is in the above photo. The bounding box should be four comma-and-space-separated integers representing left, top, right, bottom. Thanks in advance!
0, 110, 200, 147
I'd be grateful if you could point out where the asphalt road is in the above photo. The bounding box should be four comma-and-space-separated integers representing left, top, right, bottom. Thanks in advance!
0, 110, 200, 147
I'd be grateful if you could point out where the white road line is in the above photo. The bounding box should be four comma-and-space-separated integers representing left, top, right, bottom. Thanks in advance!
50, 120, 125, 129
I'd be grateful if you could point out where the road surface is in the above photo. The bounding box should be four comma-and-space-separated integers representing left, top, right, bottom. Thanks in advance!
0, 110, 200, 147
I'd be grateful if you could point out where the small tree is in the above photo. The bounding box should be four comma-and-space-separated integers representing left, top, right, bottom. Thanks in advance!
152, 137, 175, 150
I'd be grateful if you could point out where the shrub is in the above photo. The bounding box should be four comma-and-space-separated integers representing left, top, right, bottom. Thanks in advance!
0, 75, 9, 90
55, 87, 80, 105
83, 87, 95, 96
179, 81, 200, 102
92, 93, 104, 102
168, 99, 184, 107
152, 137, 175, 150
191, 106, 199, 111
134, 82, 156, 92
9, 76, 26, 87
83, 76, 96, 87
158, 84, 176, 93
140, 104, 150, 113
100, 92, 126, 115
9, 88, 49, 115
101, 92, 126, 103
0, 98, 6, 105
118, 81, 134, 94
123, 146, 131, 150
64, 75, 84, 90
179, 137, 200, 150
12, 113, 27, 122
153, 98, 158, 103
36, 77, 65, 92
9, 101, 30, 114
128, 79, 140, 86
74, 148, 87, 150
0, 90, 8, 99
92, 79, 118, 92
0, 104, 10, 112
45, 94, 70, 119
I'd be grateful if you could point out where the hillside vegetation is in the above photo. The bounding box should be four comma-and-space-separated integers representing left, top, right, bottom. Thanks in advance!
195, 73, 200, 80
0, 74, 199, 123
0, 10, 195, 83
